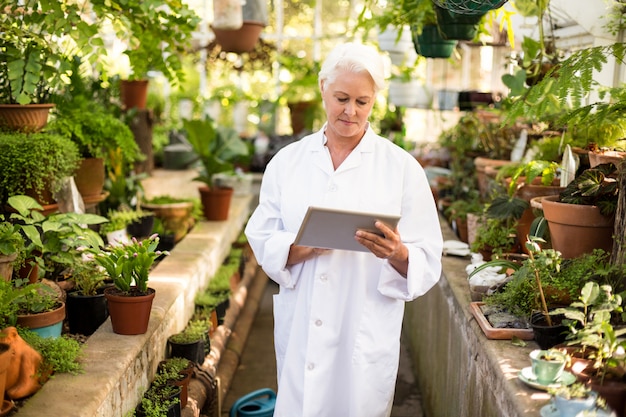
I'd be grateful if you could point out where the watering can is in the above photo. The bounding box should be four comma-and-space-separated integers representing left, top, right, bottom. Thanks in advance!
229, 388, 276, 417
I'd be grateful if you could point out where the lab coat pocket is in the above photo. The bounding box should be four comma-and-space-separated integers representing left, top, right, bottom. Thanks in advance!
272, 293, 295, 364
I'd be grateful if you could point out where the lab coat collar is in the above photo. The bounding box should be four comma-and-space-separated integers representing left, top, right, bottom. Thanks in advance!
308, 123, 377, 173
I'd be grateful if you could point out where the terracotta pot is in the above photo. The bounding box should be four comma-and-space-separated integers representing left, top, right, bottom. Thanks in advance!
120, 79, 149, 110
0, 103, 55, 132
16, 302, 66, 339
142, 201, 195, 242
0, 253, 17, 282
587, 378, 626, 417
514, 182, 564, 253
104, 287, 156, 335
473, 157, 511, 199
211, 21, 265, 53
588, 151, 626, 168
540, 195, 615, 259
74, 157, 105, 199
198, 186, 234, 221
287, 101, 318, 135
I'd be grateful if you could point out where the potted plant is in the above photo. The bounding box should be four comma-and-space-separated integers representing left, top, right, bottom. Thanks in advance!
182, 117, 249, 221
475, 239, 620, 348
0, 1, 106, 131
539, 162, 619, 259
547, 382, 603, 416
155, 356, 194, 409
6, 195, 108, 282
135, 376, 182, 417
65, 260, 110, 336
102, 0, 200, 109
13, 279, 66, 338
167, 319, 210, 364
0, 131, 81, 207
47, 64, 144, 199
91, 234, 166, 335
529, 348, 568, 385
0, 217, 24, 281
387, 59, 433, 109
277, 54, 324, 135
551, 281, 626, 414
142, 195, 197, 243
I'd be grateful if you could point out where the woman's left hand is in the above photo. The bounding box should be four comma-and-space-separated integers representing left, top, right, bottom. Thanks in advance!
355, 221, 406, 262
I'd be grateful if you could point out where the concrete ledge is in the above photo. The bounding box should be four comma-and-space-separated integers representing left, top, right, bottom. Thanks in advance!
404, 218, 549, 417
17, 195, 252, 417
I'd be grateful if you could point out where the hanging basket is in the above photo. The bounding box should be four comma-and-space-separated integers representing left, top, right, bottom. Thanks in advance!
432, 0, 509, 15
413, 25, 457, 59
434, 4, 486, 40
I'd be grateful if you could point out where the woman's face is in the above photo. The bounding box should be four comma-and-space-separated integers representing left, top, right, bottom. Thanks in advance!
321, 69, 376, 141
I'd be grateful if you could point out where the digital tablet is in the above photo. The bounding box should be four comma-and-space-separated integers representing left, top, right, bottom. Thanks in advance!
293, 206, 401, 252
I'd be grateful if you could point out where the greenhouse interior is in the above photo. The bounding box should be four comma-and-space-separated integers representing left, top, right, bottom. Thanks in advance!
0, 0, 625, 416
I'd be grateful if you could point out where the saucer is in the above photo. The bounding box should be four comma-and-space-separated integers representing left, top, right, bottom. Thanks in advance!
518, 366, 576, 390
540, 403, 616, 417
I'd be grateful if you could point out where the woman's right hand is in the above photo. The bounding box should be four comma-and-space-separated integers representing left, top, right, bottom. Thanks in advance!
286, 245, 329, 265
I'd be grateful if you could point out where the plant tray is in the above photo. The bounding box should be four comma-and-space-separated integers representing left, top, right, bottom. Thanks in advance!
469, 302, 534, 340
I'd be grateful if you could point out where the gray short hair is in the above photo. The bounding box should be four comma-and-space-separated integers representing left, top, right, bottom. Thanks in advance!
318, 43, 387, 94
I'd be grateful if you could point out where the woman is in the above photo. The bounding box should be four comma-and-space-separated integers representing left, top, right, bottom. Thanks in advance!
244, 42, 443, 417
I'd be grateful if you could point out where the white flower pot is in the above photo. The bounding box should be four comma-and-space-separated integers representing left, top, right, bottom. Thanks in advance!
388, 80, 432, 109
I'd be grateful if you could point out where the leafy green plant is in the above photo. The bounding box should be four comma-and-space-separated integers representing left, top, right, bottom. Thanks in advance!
559, 163, 619, 216
99, 209, 153, 236
495, 160, 561, 197
48, 78, 143, 165
13, 280, 60, 315
0, 217, 24, 257
0, 131, 81, 206
69, 260, 108, 296
91, 234, 165, 295
470, 217, 518, 257
478, 240, 617, 321
137, 380, 180, 417
503, 43, 626, 141
182, 117, 249, 188
0, 279, 21, 328
95, 0, 200, 84
7, 195, 107, 279
168, 319, 210, 344
552, 281, 626, 384
0, 1, 106, 104
18, 327, 84, 375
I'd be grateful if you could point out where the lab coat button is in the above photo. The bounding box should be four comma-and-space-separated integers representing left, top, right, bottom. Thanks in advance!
315, 319, 322, 327
328, 184, 337, 192
307, 363, 315, 370
319, 274, 327, 281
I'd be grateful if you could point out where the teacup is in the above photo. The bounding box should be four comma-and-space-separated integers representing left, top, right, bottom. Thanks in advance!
554, 391, 598, 417
530, 349, 566, 385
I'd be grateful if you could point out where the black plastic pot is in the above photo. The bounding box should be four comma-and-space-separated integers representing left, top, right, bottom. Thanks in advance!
66, 288, 109, 336
127, 214, 155, 239
531, 312, 568, 350
167, 337, 207, 364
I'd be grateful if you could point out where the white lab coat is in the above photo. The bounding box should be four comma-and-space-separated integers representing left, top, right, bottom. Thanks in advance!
245, 125, 443, 417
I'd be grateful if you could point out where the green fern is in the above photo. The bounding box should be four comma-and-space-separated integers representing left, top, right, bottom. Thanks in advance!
504, 43, 626, 127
